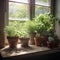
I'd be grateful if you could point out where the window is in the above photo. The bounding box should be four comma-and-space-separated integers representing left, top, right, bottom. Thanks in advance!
1, 0, 59, 58
35, 0, 50, 17
9, 0, 29, 21
9, 0, 50, 20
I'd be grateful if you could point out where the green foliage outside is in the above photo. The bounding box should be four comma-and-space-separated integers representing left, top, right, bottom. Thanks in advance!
35, 6, 50, 17
36, 0, 49, 2
9, 1, 50, 19
41, 0, 48, 2
9, 2, 29, 19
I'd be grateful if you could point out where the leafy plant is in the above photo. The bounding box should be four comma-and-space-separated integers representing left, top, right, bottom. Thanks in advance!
26, 20, 37, 34
34, 13, 57, 36
19, 30, 29, 38
5, 25, 20, 37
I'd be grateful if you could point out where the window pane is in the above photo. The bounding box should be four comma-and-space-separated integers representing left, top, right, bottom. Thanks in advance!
35, 0, 50, 18
35, 0, 49, 3
9, 2, 29, 21
35, 5, 50, 17
35, 0, 50, 6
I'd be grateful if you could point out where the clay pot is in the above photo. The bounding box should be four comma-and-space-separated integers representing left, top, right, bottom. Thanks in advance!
29, 33, 36, 45
34, 37, 41, 46
47, 41, 55, 48
7, 37, 18, 48
34, 36, 48, 46
20, 38, 29, 47
29, 36, 35, 45
40, 36, 48, 46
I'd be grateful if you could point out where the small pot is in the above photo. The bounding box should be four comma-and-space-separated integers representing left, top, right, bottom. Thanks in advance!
29, 33, 36, 45
29, 36, 35, 45
34, 36, 48, 46
40, 36, 48, 46
20, 38, 29, 47
7, 37, 18, 48
34, 37, 41, 46
47, 41, 55, 48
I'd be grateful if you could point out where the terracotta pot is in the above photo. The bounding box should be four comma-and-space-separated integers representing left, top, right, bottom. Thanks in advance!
7, 37, 18, 48
20, 38, 29, 47
47, 41, 55, 48
29, 33, 36, 45
29, 36, 35, 45
34, 37, 41, 46
34, 36, 48, 46
40, 36, 48, 46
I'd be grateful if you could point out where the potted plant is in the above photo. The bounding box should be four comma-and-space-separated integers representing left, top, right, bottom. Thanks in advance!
34, 13, 56, 46
33, 14, 48, 46
5, 25, 20, 48
19, 30, 30, 48
26, 20, 36, 45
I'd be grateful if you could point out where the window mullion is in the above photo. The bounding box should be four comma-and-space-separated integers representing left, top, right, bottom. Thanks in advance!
50, 0, 56, 16
29, 0, 35, 20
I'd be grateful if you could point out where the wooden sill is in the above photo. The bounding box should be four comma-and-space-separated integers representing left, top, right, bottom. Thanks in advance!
0, 44, 50, 57
0, 44, 60, 60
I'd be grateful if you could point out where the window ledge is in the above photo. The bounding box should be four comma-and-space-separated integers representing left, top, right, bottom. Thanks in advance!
0, 44, 60, 59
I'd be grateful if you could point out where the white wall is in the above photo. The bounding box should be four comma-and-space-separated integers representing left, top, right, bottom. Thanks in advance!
55, 21, 60, 39
56, 0, 60, 19
55, 0, 60, 39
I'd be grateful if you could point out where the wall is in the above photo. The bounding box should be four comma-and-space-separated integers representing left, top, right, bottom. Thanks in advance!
0, 0, 8, 49
55, 0, 60, 40
56, 0, 60, 19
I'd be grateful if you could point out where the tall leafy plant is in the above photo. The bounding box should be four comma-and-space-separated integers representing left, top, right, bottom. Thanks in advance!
34, 13, 57, 36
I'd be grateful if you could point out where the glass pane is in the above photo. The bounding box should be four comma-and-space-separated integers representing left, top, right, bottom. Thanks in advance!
35, 0, 50, 6
9, 2, 29, 21
35, 5, 50, 17
9, 0, 29, 3
35, 0, 49, 3
35, 0, 50, 18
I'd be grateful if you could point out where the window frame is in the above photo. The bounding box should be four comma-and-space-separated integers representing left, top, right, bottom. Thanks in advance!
9, 0, 51, 21
0, 0, 58, 58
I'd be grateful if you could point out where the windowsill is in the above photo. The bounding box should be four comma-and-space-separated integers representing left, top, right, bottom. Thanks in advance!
0, 44, 60, 59
0, 44, 50, 57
